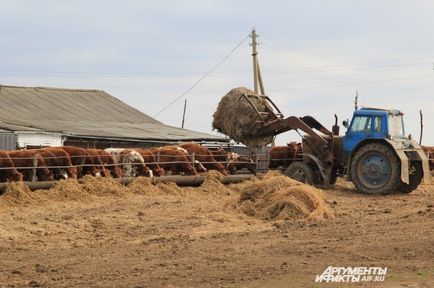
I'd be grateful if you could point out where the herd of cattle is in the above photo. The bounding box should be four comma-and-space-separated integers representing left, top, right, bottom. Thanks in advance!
0, 143, 256, 183
0, 141, 432, 183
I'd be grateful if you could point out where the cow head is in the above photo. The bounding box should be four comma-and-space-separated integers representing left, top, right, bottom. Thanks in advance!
215, 162, 228, 176
38, 170, 54, 182
153, 167, 165, 177
184, 164, 197, 176
54, 170, 69, 180
11, 170, 23, 182
194, 160, 207, 173
112, 166, 123, 178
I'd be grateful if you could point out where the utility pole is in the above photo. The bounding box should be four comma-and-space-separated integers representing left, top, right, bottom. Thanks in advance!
181, 99, 187, 128
419, 110, 423, 145
251, 28, 265, 95
354, 90, 359, 110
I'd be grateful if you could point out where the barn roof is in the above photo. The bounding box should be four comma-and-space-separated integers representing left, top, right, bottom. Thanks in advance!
0, 85, 227, 142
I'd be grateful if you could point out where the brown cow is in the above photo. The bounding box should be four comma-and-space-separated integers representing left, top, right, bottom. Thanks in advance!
40, 148, 78, 179
133, 148, 165, 176
0, 150, 23, 182
422, 146, 434, 170
268, 142, 302, 169
209, 147, 229, 163
61, 146, 99, 178
38, 149, 68, 180
179, 143, 228, 175
226, 152, 256, 175
150, 146, 196, 175
85, 149, 111, 177
96, 149, 122, 178
8, 150, 53, 182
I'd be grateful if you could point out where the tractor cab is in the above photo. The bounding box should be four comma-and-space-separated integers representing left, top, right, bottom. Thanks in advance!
343, 108, 405, 157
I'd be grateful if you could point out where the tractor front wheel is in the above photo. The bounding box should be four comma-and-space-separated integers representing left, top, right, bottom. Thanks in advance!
351, 143, 401, 194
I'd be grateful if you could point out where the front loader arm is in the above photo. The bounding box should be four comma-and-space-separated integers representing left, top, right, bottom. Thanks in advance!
247, 116, 329, 146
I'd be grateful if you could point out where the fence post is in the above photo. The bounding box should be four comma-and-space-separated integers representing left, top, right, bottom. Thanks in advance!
31, 152, 39, 182
157, 152, 160, 164
191, 152, 195, 164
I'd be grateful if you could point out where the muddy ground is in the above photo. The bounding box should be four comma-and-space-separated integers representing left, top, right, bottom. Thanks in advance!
0, 175, 433, 288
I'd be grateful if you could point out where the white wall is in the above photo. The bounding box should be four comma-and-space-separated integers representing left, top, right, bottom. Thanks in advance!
16, 133, 63, 148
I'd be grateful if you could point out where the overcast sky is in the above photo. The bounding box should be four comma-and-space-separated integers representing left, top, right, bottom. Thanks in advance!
1, 0, 433, 145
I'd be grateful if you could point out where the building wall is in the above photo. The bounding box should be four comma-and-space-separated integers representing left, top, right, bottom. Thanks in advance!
16, 133, 63, 148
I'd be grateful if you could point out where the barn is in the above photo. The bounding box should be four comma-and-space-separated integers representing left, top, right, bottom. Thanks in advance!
0, 85, 228, 150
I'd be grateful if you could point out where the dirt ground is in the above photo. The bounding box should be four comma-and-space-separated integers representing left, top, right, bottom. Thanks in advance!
0, 174, 433, 288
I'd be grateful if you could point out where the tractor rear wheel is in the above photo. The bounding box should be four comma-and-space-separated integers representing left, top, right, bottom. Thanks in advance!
397, 162, 423, 194
285, 162, 314, 185
351, 143, 401, 194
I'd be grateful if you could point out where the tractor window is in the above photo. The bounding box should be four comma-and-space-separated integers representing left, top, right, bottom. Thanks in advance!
388, 114, 405, 139
351, 116, 371, 132
374, 116, 382, 133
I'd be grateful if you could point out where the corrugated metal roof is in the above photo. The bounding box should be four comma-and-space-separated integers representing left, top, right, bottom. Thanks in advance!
0, 85, 227, 142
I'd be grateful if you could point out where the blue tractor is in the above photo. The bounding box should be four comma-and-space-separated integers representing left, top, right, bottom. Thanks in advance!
244, 98, 431, 194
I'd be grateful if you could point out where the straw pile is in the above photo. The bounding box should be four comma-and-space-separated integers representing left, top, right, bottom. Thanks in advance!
212, 87, 276, 147
235, 173, 334, 221
0, 171, 334, 222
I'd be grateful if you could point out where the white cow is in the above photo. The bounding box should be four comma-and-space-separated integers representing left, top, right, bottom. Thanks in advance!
105, 148, 152, 177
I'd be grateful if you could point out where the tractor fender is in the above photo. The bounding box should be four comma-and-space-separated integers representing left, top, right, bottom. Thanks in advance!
384, 139, 409, 185
404, 141, 432, 185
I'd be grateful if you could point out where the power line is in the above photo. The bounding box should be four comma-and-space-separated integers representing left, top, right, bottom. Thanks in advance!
153, 34, 250, 118
269, 73, 433, 92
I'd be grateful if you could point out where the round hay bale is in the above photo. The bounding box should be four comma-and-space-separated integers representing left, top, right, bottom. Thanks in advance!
212, 87, 276, 147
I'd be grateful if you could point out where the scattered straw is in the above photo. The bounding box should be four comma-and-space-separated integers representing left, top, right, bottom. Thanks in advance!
80, 175, 127, 197
236, 176, 333, 221
0, 172, 334, 223
127, 177, 160, 195
200, 170, 233, 195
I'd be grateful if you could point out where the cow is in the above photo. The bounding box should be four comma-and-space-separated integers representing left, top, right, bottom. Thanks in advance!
176, 146, 207, 173
95, 149, 122, 178
61, 146, 101, 178
268, 142, 302, 170
8, 150, 53, 182
41, 147, 78, 179
422, 146, 434, 170
209, 147, 229, 163
133, 148, 165, 176
179, 143, 228, 175
105, 148, 152, 177
149, 146, 197, 175
85, 149, 111, 177
38, 149, 69, 180
226, 152, 256, 175
0, 150, 23, 182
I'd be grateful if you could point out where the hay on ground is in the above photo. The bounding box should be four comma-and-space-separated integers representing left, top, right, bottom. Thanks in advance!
237, 175, 333, 221
0, 182, 38, 207
212, 87, 276, 147
200, 170, 233, 195
80, 175, 127, 197
127, 177, 160, 195
36, 179, 92, 202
